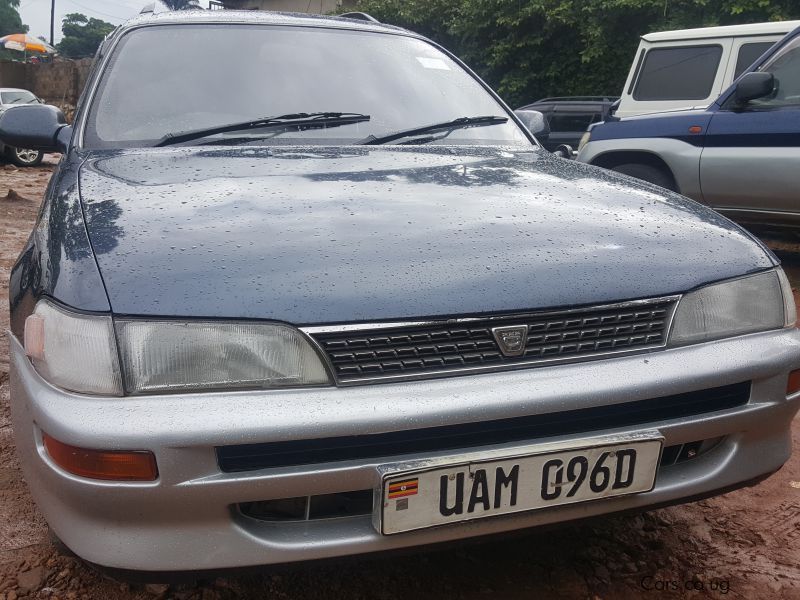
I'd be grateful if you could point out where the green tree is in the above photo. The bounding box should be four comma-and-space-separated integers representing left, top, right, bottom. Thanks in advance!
0, 0, 28, 60
0, 0, 28, 36
56, 13, 114, 58
352, 0, 800, 107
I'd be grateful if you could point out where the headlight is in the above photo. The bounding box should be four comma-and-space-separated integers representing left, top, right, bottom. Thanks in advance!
24, 298, 331, 395
115, 320, 331, 394
669, 268, 795, 347
24, 299, 123, 396
578, 130, 592, 152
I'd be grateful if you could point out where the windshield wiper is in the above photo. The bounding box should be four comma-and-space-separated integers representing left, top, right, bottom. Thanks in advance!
155, 112, 370, 147
359, 115, 508, 145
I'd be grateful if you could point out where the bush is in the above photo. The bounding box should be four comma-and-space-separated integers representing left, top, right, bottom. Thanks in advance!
352, 0, 800, 107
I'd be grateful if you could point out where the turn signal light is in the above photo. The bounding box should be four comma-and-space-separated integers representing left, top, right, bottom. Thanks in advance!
43, 433, 158, 481
787, 369, 800, 396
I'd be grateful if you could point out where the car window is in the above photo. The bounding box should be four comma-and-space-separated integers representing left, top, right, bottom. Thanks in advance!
633, 45, 723, 101
0, 90, 37, 105
547, 112, 598, 132
83, 24, 531, 149
734, 41, 776, 79
750, 36, 800, 108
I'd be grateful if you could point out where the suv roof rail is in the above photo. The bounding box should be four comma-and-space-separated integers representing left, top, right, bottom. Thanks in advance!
536, 96, 620, 103
339, 12, 380, 23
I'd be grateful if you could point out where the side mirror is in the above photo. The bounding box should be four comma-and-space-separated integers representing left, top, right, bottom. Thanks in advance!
734, 72, 775, 104
514, 109, 550, 139
552, 144, 574, 159
0, 104, 72, 153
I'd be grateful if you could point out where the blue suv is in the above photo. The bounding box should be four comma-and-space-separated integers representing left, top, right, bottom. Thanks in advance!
578, 26, 800, 229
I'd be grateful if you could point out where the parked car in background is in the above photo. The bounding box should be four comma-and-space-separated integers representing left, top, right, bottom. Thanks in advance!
0, 88, 44, 166
579, 25, 800, 230
3, 9, 800, 576
516, 96, 618, 152
616, 20, 799, 118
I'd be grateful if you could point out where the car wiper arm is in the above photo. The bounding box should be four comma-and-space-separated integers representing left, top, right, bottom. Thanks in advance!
155, 112, 370, 147
359, 115, 508, 145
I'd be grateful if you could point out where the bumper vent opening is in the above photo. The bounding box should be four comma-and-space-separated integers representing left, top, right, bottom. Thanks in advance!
217, 382, 749, 473
238, 489, 373, 522
235, 440, 718, 523
660, 437, 724, 467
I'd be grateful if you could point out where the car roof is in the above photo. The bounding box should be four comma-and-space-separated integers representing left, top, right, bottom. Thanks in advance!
518, 97, 618, 111
116, 9, 412, 37
532, 96, 619, 104
642, 20, 800, 42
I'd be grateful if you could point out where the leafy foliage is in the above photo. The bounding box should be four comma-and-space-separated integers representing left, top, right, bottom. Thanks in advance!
56, 13, 115, 59
351, 0, 800, 107
0, 0, 28, 37
0, 0, 28, 60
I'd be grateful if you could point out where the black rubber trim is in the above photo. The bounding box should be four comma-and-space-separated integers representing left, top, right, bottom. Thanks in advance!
216, 382, 750, 473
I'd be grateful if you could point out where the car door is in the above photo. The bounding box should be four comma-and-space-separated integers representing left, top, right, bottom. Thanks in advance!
700, 34, 800, 216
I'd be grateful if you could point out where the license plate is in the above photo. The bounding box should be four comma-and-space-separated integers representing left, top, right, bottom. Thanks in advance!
378, 435, 662, 535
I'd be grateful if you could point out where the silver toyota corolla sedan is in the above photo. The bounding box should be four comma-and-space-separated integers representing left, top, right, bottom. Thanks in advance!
4, 8, 800, 574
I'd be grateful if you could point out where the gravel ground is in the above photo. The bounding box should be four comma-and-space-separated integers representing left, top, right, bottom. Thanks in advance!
1, 161, 800, 599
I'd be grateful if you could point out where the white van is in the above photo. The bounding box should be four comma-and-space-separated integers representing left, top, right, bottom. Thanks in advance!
615, 20, 800, 117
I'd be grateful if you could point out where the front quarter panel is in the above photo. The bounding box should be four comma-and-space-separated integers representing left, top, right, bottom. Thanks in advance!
578, 136, 703, 199
8, 152, 110, 339
578, 112, 715, 199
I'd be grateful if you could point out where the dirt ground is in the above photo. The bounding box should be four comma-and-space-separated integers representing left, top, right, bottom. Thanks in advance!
1, 160, 799, 600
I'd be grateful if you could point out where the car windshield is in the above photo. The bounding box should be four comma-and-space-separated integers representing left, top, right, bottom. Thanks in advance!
1, 90, 37, 105
83, 24, 531, 149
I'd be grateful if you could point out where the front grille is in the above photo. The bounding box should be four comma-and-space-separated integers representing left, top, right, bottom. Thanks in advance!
306, 297, 678, 384
217, 382, 749, 473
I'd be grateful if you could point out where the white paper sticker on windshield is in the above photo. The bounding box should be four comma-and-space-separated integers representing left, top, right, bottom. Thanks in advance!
416, 57, 450, 70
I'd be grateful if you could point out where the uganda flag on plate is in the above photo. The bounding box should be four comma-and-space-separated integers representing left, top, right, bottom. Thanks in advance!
388, 478, 419, 499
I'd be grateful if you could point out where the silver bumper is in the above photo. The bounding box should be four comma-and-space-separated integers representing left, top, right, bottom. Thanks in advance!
9, 330, 800, 571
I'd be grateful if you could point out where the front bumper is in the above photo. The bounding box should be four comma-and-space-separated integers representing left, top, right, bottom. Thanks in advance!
9, 329, 800, 572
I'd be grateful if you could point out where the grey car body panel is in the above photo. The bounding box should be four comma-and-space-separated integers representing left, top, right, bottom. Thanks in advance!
10, 328, 800, 570
579, 124, 799, 227
577, 136, 705, 199
699, 110, 800, 214
77, 146, 774, 325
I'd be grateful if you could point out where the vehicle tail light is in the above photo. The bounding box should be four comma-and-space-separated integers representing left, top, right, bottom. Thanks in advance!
43, 433, 158, 481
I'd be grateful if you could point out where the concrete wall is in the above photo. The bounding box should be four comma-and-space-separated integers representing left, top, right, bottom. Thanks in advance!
222, 0, 357, 13
0, 59, 92, 108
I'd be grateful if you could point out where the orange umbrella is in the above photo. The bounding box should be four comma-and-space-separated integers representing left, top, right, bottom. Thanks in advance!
0, 34, 56, 54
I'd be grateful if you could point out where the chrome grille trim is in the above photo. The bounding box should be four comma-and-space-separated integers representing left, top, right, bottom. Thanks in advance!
302, 296, 681, 385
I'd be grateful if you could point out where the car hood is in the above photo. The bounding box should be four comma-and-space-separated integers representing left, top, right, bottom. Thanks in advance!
78, 146, 773, 324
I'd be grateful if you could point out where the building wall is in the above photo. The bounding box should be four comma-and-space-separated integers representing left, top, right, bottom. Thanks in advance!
0, 58, 92, 107
222, 0, 356, 14
0, 58, 92, 120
